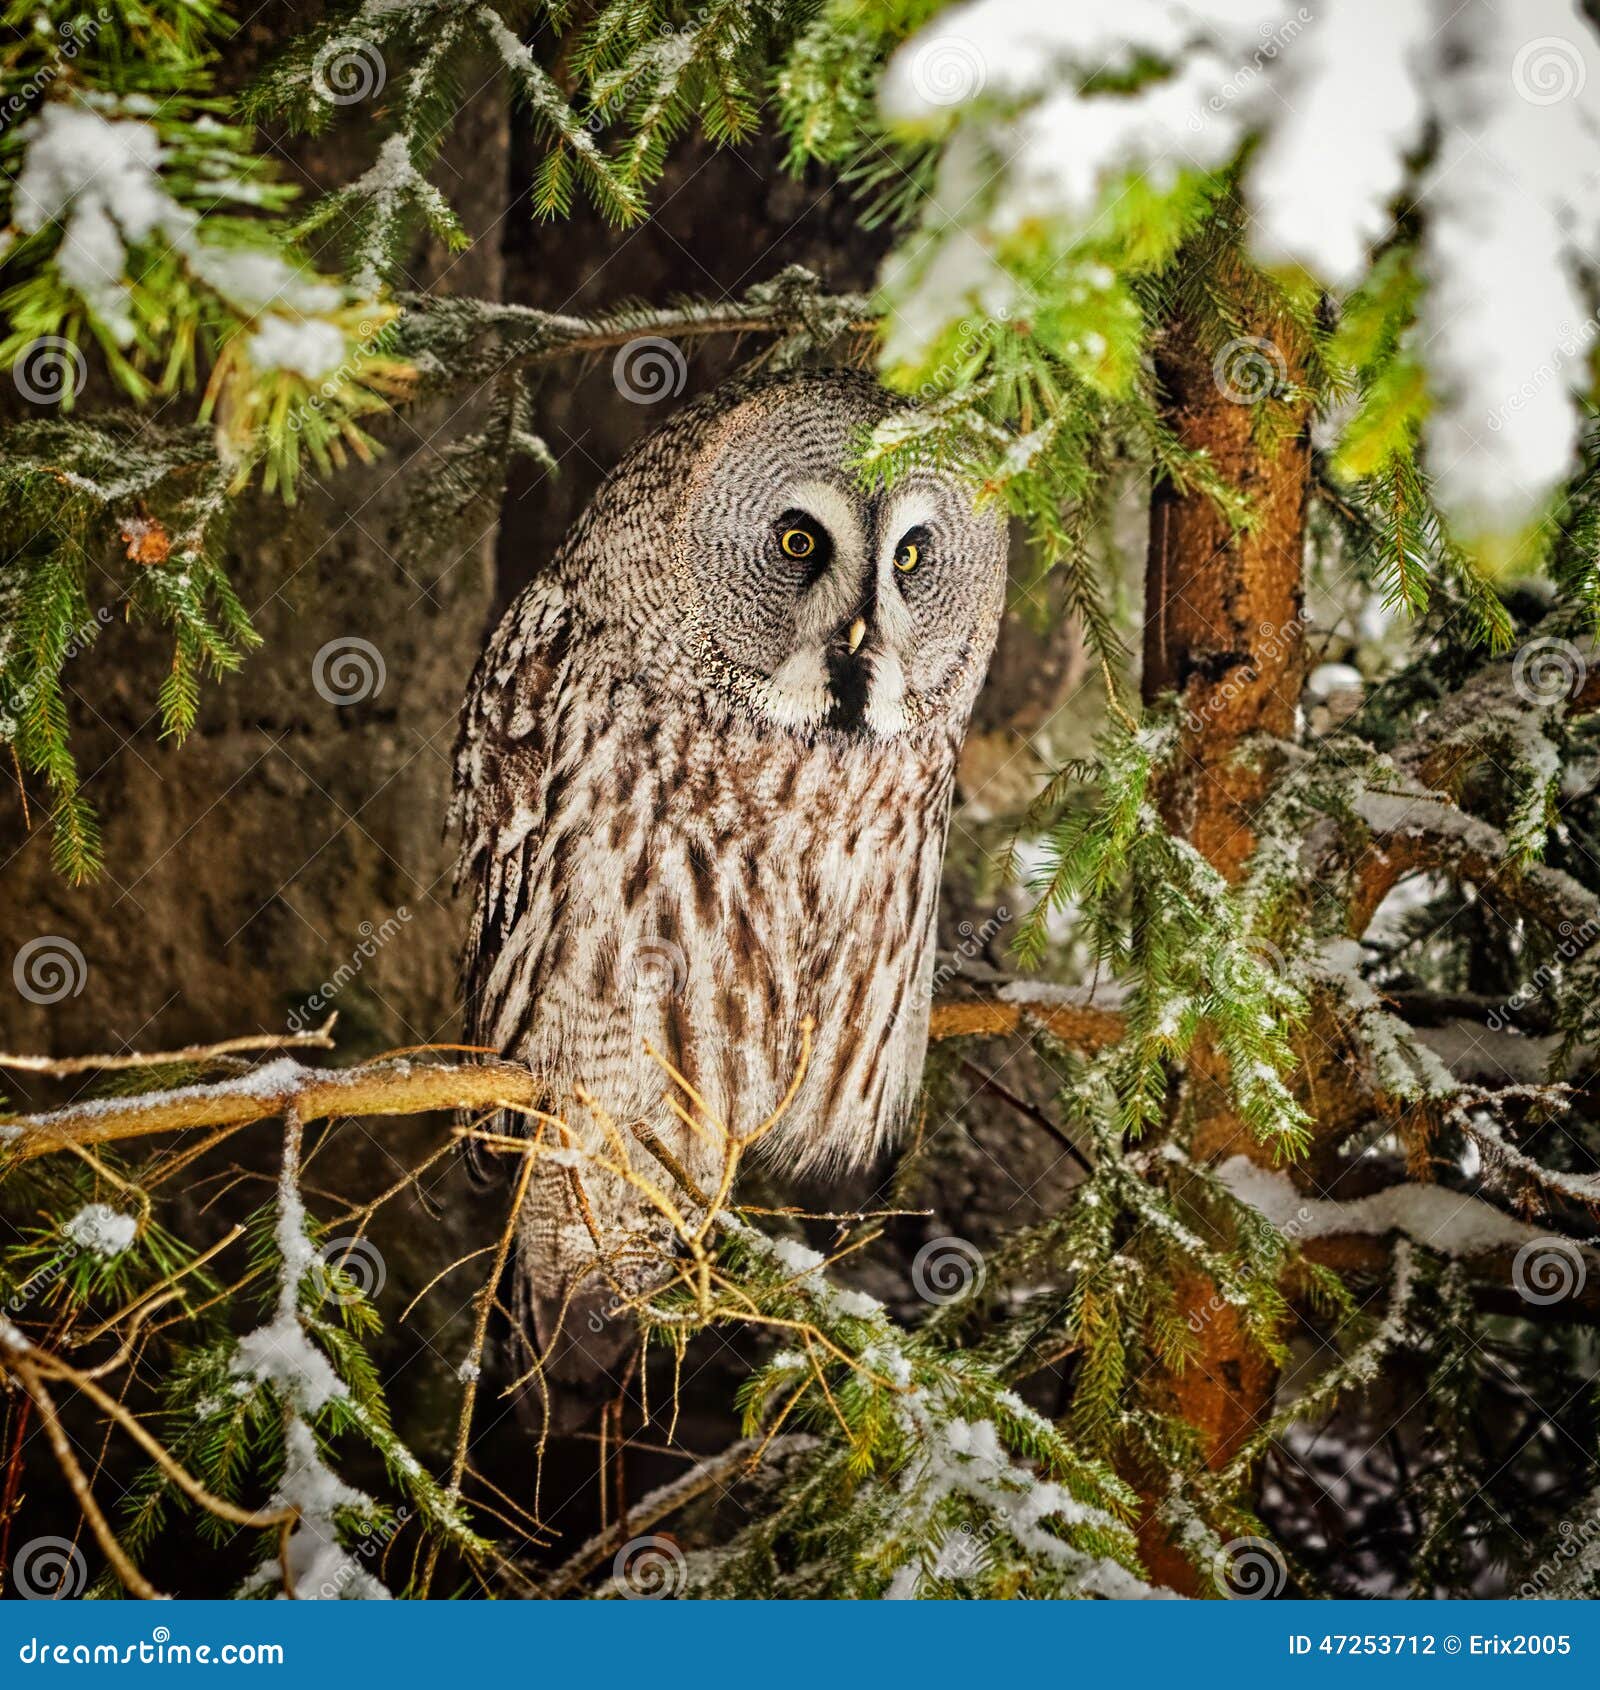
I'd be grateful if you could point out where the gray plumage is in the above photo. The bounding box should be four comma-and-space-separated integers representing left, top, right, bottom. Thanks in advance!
450, 368, 1006, 1404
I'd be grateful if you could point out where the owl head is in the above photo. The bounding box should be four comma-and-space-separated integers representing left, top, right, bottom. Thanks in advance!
608, 369, 1009, 737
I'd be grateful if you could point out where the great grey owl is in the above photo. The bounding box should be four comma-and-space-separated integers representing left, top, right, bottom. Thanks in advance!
450, 368, 1007, 1406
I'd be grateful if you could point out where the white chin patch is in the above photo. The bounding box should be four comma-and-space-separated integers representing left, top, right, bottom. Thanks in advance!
865, 650, 909, 735
763, 647, 831, 729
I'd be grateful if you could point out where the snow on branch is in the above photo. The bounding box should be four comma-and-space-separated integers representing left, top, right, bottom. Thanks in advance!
1217, 1154, 1574, 1259
1218, 1155, 1600, 1324
0, 975, 1121, 1170
398, 266, 874, 393
1349, 785, 1600, 940
0, 1054, 541, 1164
883, 0, 1600, 533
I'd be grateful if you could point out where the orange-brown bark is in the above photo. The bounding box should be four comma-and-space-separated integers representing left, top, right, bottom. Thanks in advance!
1136, 280, 1314, 1591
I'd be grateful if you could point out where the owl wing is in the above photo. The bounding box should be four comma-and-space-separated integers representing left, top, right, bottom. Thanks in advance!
449, 578, 576, 1179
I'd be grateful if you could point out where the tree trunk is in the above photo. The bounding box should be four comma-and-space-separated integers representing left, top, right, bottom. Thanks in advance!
1136, 275, 1313, 1590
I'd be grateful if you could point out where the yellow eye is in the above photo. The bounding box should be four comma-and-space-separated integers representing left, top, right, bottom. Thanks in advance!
781, 527, 816, 559
894, 540, 920, 573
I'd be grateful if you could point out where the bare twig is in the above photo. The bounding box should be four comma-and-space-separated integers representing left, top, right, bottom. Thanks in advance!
7, 1359, 161, 1599
0, 1015, 340, 1076
418, 1131, 540, 1598
537, 1435, 812, 1599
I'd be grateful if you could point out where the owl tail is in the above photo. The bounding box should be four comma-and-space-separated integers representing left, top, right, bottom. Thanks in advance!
503, 1160, 664, 1432
507, 1254, 637, 1433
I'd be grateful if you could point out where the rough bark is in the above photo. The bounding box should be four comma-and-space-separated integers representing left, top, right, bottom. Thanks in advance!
1136, 279, 1313, 1590
0, 12, 508, 1067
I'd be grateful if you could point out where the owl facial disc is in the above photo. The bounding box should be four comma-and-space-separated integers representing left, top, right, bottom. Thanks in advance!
670, 373, 1007, 740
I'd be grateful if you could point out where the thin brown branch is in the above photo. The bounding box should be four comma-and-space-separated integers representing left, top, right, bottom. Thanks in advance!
537, 1434, 805, 1599
928, 993, 1125, 1049
0, 1054, 541, 1162
7, 1358, 161, 1598
419, 1131, 540, 1598
0, 1015, 340, 1075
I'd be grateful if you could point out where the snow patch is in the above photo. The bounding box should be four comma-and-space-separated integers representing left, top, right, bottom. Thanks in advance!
63, 1203, 137, 1259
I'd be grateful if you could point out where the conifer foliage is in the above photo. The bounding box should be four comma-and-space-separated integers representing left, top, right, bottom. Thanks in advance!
3, 0, 1600, 1602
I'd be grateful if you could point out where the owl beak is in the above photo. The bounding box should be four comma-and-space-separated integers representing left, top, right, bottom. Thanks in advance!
846, 617, 868, 655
